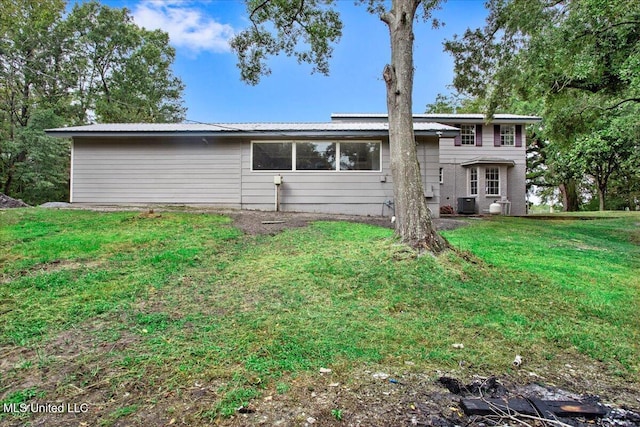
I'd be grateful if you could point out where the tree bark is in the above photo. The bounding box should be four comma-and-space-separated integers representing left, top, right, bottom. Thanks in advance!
559, 179, 579, 211
381, 0, 448, 253
598, 185, 606, 211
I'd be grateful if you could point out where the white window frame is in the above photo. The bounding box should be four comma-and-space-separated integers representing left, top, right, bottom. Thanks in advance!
485, 167, 500, 196
500, 125, 515, 146
469, 167, 478, 196
461, 124, 475, 145
250, 140, 382, 172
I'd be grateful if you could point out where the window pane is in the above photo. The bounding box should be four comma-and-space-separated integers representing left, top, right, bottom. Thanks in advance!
253, 143, 292, 170
500, 125, 515, 146
339, 142, 381, 171
486, 167, 500, 195
470, 167, 478, 195
296, 142, 336, 170
461, 125, 475, 145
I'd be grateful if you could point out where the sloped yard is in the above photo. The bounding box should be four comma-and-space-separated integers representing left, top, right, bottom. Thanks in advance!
0, 208, 638, 426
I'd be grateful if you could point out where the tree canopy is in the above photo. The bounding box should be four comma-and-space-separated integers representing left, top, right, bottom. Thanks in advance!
0, 0, 185, 204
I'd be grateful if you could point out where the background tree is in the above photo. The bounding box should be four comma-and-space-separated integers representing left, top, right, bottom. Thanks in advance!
62, 1, 185, 123
568, 108, 638, 210
443, 0, 640, 211
231, 0, 448, 252
0, 0, 67, 199
0, 0, 185, 204
7, 109, 69, 204
425, 91, 484, 114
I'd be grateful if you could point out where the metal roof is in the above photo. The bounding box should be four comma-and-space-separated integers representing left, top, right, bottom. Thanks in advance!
331, 113, 542, 124
46, 121, 460, 138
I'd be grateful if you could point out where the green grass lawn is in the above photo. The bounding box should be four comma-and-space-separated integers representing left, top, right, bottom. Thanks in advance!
1, 208, 638, 425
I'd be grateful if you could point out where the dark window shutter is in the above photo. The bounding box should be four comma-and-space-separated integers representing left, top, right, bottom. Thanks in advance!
494, 125, 501, 147
475, 124, 483, 146
515, 125, 523, 147
454, 124, 461, 146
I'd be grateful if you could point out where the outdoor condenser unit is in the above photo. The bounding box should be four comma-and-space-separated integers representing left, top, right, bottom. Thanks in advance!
457, 197, 476, 214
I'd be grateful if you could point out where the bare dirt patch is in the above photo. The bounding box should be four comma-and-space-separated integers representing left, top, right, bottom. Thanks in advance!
223, 367, 640, 427
51, 204, 471, 235
226, 209, 469, 236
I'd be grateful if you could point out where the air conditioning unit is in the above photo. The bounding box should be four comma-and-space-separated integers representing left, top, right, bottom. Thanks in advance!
457, 197, 476, 214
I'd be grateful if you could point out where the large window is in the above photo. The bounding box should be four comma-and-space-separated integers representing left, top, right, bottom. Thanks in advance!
500, 125, 515, 146
252, 141, 381, 171
486, 167, 500, 195
461, 125, 475, 145
252, 142, 292, 170
469, 167, 478, 196
296, 142, 336, 170
339, 142, 380, 170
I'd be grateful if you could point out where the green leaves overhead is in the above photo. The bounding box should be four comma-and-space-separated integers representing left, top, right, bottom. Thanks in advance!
62, 1, 186, 123
445, 0, 640, 117
230, 0, 343, 85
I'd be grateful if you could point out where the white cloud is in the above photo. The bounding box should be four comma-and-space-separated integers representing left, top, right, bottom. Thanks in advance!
132, 0, 235, 54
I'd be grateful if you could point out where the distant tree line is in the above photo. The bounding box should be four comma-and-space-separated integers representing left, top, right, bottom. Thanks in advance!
1, 0, 185, 205
432, 0, 640, 211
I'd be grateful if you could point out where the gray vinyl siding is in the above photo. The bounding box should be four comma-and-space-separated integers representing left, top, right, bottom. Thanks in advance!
70, 135, 442, 217
240, 137, 441, 217
438, 124, 527, 215
439, 124, 525, 162
71, 137, 241, 205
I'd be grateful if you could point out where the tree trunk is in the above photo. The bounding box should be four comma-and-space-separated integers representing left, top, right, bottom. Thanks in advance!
598, 185, 606, 211
381, 0, 448, 253
559, 179, 579, 211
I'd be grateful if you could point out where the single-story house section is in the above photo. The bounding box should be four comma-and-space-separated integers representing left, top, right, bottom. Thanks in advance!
46, 113, 540, 218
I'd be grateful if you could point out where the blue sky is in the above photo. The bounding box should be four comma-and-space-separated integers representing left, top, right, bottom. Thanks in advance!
94, 0, 489, 123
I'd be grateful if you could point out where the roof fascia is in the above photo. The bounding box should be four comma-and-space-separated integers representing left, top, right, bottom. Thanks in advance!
460, 158, 517, 167
45, 130, 460, 139
331, 113, 542, 124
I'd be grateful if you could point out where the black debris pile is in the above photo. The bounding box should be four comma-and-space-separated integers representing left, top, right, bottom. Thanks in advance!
436, 376, 640, 427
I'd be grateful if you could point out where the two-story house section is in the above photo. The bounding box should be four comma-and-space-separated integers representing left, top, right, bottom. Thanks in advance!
331, 113, 541, 216
424, 114, 541, 216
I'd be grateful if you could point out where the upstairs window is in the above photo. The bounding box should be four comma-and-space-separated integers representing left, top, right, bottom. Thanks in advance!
500, 125, 515, 146
461, 125, 476, 145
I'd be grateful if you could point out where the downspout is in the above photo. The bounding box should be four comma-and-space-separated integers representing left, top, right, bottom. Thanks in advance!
69, 139, 74, 203
453, 157, 457, 209
423, 139, 427, 192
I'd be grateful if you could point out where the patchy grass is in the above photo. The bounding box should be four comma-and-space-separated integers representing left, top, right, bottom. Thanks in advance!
0, 208, 638, 426
442, 213, 640, 371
